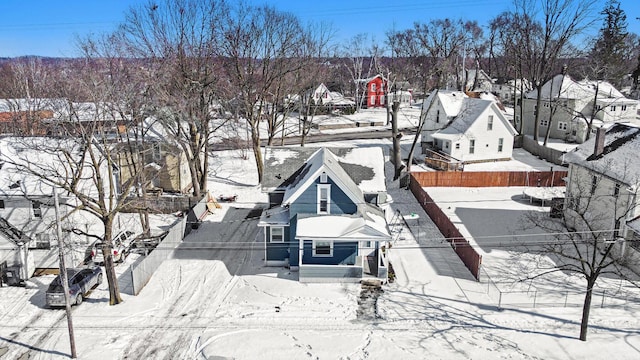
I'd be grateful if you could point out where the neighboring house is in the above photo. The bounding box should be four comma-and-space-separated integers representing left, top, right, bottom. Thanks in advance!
0, 137, 117, 278
0, 99, 56, 136
44, 101, 132, 137
361, 75, 412, 108
492, 78, 532, 106
259, 147, 391, 283
421, 91, 515, 167
113, 140, 192, 195
563, 124, 640, 268
517, 74, 639, 143
310, 83, 355, 108
420, 90, 468, 150
462, 69, 493, 92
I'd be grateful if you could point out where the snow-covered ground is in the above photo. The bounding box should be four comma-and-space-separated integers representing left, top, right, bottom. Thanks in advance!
2, 124, 640, 358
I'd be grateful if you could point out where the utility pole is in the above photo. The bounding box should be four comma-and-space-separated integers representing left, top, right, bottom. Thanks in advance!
54, 189, 77, 358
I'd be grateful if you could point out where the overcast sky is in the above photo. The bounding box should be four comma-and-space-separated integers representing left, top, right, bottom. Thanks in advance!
0, 0, 639, 57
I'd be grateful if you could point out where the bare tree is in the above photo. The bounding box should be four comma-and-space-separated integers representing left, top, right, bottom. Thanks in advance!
219, 2, 320, 182
343, 34, 373, 112
514, 0, 597, 141
520, 159, 639, 341
117, 0, 228, 197
0, 57, 148, 304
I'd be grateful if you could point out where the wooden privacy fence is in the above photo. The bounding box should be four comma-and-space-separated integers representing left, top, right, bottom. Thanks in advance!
408, 175, 482, 280
411, 170, 567, 188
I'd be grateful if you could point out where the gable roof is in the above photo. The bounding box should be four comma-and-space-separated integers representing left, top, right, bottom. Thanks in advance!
422, 90, 467, 118
564, 123, 640, 186
432, 98, 516, 141
525, 74, 633, 103
280, 148, 364, 207
262, 147, 386, 194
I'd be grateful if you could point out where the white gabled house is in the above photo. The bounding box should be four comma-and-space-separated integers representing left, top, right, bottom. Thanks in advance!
310, 83, 355, 108
422, 92, 517, 169
420, 90, 468, 152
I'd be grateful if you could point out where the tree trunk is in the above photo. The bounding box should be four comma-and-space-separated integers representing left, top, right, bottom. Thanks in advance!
102, 217, 123, 305
250, 123, 264, 183
391, 100, 402, 180
580, 278, 595, 341
533, 85, 542, 141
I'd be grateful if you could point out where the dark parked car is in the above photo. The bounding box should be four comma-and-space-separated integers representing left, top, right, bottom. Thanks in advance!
45, 266, 103, 307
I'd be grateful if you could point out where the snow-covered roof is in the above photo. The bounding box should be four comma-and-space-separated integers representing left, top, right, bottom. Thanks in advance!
564, 123, 640, 186
262, 147, 386, 194
258, 207, 290, 227
525, 74, 636, 104
422, 90, 467, 118
432, 98, 516, 141
295, 209, 390, 241
0, 137, 83, 196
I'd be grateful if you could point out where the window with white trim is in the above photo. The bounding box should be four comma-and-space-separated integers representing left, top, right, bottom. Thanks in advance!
371, 83, 376, 92
498, 138, 504, 152
469, 139, 475, 154
487, 115, 493, 130
611, 105, 616, 111
320, 172, 327, 183
558, 121, 567, 130
370, 95, 375, 104
270, 227, 284, 243
379, 95, 385, 105
436, 110, 440, 123
455, 143, 460, 149
540, 119, 549, 127
622, 105, 627, 111
313, 240, 333, 257
317, 184, 330, 214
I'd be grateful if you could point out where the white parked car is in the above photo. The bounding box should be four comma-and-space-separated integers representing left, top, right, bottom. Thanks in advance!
90, 231, 136, 264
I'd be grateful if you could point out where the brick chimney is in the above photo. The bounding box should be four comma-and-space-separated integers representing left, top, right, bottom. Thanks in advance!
594, 127, 606, 157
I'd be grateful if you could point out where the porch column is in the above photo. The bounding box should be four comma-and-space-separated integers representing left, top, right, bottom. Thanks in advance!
298, 238, 304, 268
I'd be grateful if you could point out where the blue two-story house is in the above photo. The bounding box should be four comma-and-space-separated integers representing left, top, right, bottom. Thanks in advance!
259, 147, 391, 283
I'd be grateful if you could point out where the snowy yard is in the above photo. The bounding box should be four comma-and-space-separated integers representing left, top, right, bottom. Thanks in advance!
1, 141, 640, 359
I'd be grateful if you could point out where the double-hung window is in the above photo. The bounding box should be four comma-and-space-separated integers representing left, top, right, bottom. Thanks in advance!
469, 140, 475, 154
498, 138, 504, 152
318, 184, 330, 214
487, 115, 493, 130
313, 240, 333, 257
270, 227, 284, 243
